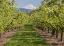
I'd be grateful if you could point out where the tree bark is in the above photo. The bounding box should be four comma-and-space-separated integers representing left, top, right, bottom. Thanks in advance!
48, 27, 49, 33
56, 30, 58, 38
51, 29, 55, 36
0, 33, 1, 38
60, 29, 63, 41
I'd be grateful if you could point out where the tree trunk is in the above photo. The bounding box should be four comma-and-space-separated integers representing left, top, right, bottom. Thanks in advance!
56, 30, 58, 38
51, 29, 55, 36
0, 33, 1, 38
48, 27, 49, 33
60, 29, 63, 41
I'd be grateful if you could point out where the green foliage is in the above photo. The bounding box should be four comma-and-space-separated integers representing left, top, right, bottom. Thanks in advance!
29, 0, 64, 33
0, 0, 29, 34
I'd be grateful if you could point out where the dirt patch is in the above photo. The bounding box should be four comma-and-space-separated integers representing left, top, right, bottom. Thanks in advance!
0, 26, 24, 46
33, 27, 64, 46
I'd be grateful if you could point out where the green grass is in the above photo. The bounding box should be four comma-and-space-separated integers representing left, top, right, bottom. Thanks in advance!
4, 25, 50, 46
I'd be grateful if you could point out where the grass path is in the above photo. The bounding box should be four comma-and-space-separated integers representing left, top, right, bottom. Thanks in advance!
4, 25, 50, 46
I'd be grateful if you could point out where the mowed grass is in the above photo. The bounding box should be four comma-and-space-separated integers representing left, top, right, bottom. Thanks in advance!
4, 25, 50, 46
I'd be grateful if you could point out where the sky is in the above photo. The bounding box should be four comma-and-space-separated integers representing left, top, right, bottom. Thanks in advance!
12, 0, 42, 8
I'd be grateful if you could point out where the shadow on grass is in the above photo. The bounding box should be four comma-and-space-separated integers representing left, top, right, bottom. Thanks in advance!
33, 40, 49, 45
